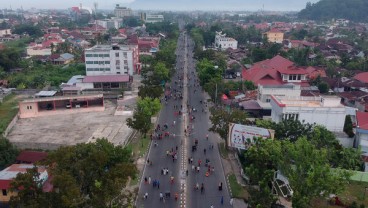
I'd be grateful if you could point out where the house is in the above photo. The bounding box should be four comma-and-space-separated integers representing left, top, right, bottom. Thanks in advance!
263, 28, 284, 43
242, 55, 322, 87
356, 112, 368, 152
49, 53, 74, 65
114, 4, 132, 18
270, 95, 353, 132
16, 151, 48, 164
287, 40, 319, 49
0, 164, 49, 203
76, 75, 132, 91
257, 84, 301, 111
354, 72, 368, 84
215, 31, 238, 50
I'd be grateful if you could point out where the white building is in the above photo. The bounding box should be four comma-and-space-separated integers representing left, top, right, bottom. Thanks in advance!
215, 31, 238, 50
0, 29, 11, 37
26, 47, 52, 56
114, 5, 132, 18
96, 18, 123, 30
257, 84, 301, 110
143, 14, 164, 23
84, 44, 139, 76
270, 95, 350, 132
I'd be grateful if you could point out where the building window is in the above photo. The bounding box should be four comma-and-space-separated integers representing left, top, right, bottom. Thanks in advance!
86, 54, 93, 57
115, 53, 119, 57
105, 61, 110, 64
123, 52, 127, 57
266, 98, 271, 103
99, 61, 105, 65
124, 60, 128, 65
117, 72, 121, 74
104, 54, 110, 57
116, 60, 120, 65
99, 54, 104, 57
94, 61, 99, 64
297, 75, 301, 80
93, 54, 99, 57
86, 61, 93, 64
2, 189, 7, 196
26, 106, 32, 110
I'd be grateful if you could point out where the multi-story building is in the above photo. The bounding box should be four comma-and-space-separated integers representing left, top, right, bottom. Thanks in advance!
84, 44, 140, 76
270, 95, 351, 132
114, 4, 132, 18
264, 28, 284, 43
257, 84, 301, 110
141, 13, 164, 23
215, 31, 238, 50
96, 18, 123, 30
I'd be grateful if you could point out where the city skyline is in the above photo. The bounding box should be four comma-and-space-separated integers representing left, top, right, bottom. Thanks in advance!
1, 0, 320, 11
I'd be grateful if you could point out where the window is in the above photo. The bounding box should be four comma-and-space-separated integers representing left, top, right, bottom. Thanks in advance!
297, 75, 301, 80
124, 60, 128, 65
85, 54, 93, 57
124, 66, 128, 70
87, 68, 94, 71
115, 53, 119, 57
105, 61, 110, 64
117, 72, 121, 74
93, 61, 99, 64
26, 106, 32, 110
93, 54, 99, 57
104, 54, 110, 57
116, 60, 120, 65
2, 189, 7, 196
86, 61, 93, 64
266, 98, 271, 103
116, 66, 120, 69
99, 61, 105, 65
99, 54, 104, 57
123, 52, 127, 57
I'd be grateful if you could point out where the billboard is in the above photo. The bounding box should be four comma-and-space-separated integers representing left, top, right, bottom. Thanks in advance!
227, 123, 274, 150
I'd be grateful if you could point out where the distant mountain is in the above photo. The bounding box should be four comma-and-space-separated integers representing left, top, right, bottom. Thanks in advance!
298, 0, 368, 22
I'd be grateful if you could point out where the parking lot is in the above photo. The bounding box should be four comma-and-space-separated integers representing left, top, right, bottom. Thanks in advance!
7, 100, 134, 150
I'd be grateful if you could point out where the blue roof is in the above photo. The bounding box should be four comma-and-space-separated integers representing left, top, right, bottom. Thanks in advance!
60, 53, 74, 60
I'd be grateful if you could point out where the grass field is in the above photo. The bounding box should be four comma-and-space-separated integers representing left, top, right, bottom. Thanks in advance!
219, 142, 229, 159
228, 174, 249, 200
0, 94, 19, 135
311, 181, 368, 207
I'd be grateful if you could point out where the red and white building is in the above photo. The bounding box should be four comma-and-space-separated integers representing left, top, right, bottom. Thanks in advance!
242, 55, 326, 87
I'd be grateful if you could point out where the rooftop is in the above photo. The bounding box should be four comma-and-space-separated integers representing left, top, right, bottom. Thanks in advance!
83, 75, 130, 83
272, 95, 343, 108
357, 111, 368, 130
86, 44, 137, 52
16, 151, 48, 163
20, 94, 103, 103
0, 164, 46, 181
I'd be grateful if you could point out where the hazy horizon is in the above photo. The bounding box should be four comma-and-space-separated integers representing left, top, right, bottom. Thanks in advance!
0, 0, 320, 11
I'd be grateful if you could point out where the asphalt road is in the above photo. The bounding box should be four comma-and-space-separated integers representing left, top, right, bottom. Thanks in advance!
136, 29, 231, 208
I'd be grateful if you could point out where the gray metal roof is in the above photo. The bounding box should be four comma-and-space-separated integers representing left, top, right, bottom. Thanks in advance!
35, 91, 57, 97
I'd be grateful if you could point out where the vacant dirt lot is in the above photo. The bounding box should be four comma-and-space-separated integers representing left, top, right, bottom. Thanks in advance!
7, 100, 133, 150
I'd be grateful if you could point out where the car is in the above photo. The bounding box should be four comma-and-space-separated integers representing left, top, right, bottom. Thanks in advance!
192, 108, 197, 112
66, 104, 71, 109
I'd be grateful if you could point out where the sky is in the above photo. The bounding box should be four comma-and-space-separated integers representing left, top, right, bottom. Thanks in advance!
0, 0, 320, 11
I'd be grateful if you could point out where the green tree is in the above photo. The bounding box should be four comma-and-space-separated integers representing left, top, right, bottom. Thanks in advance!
0, 138, 19, 170
280, 138, 351, 208
344, 115, 355, 138
244, 138, 281, 207
126, 97, 161, 137
12, 24, 43, 37
153, 62, 170, 82
318, 81, 330, 93
138, 85, 163, 99
209, 107, 250, 140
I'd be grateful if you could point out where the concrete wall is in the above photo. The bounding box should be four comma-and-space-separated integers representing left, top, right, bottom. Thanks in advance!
19, 102, 38, 118
271, 99, 347, 132
0, 190, 17, 203
2, 114, 18, 137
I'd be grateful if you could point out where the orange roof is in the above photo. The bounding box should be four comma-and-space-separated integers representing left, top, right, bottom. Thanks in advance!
357, 112, 368, 130
354, 72, 368, 84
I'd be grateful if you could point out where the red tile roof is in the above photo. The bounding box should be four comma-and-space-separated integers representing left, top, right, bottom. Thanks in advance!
16, 151, 48, 164
357, 112, 368, 130
242, 55, 293, 85
354, 72, 368, 84
83, 75, 130, 83
0, 180, 11, 190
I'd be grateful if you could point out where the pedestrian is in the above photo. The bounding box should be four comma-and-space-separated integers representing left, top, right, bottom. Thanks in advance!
148, 176, 151, 184
192, 164, 195, 171
157, 180, 160, 189
144, 192, 148, 200
144, 177, 148, 184
159, 192, 163, 201
221, 196, 224, 205
186, 169, 189, 176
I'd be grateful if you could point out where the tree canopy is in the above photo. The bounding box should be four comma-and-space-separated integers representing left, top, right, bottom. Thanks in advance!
299, 0, 368, 22
10, 139, 136, 208
0, 138, 19, 170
